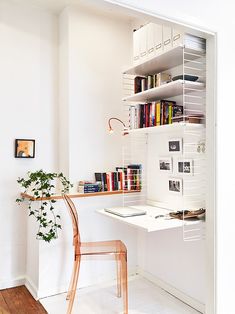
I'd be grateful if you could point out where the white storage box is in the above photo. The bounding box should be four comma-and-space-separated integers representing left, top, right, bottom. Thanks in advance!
133, 28, 140, 65
163, 25, 172, 52
146, 23, 163, 59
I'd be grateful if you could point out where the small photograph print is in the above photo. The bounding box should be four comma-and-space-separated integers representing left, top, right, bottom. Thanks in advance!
15, 139, 35, 158
168, 138, 182, 153
178, 159, 193, 175
159, 157, 172, 173
169, 178, 182, 194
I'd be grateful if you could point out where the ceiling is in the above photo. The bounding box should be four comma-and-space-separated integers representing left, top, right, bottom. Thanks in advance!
13, 0, 141, 20
11, 0, 210, 38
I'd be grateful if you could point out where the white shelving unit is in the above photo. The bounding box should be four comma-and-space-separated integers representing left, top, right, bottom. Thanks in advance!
120, 43, 206, 240
123, 45, 205, 76
123, 80, 204, 102
126, 123, 204, 134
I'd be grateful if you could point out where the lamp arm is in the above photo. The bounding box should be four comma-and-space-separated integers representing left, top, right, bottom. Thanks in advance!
108, 117, 126, 130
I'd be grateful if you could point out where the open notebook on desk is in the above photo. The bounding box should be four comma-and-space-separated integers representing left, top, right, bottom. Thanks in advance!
104, 206, 147, 217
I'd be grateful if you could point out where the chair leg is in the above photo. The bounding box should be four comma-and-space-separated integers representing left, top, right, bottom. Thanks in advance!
67, 257, 78, 300
116, 254, 121, 298
121, 252, 128, 314
66, 257, 81, 314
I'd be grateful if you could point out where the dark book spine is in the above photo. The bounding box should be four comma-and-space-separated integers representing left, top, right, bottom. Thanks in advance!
84, 187, 99, 192
113, 172, 118, 190
164, 102, 169, 125
143, 104, 146, 128
95, 172, 104, 191
102, 173, 107, 191
111, 172, 115, 191
134, 76, 142, 94
140, 105, 144, 128
173, 104, 184, 119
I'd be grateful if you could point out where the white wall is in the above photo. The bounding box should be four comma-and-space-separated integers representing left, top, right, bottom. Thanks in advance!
32, 5, 139, 298
66, 6, 133, 184
0, 0, 58, 289
148, 130, 206, 209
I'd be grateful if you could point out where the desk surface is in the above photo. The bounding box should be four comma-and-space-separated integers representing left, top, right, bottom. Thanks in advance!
97, 205, 202, 232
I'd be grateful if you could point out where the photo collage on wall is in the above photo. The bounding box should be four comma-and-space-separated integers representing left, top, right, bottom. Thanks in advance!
158, 138, 194, 195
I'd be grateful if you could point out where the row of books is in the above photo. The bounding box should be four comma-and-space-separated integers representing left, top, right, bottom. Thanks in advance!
129, 100, 183, 129
134, 73, 171, 94
95, 164, 142, 192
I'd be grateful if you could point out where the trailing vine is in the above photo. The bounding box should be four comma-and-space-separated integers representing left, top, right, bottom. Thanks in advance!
16, 170, 73, 242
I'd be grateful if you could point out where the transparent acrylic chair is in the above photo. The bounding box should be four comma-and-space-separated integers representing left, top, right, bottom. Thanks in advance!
63, 194, 128, 314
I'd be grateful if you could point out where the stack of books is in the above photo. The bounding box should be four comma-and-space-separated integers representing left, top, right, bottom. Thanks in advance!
129, 100, 183, 129
78, 181, 100, 194
134, 72, 171, 93
94, 164, 142, 192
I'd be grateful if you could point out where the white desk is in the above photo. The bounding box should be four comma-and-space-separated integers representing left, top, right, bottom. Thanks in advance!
97, 205, 202, 232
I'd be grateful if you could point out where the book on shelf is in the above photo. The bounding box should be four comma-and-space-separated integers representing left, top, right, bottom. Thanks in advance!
127, 164, 142, 191
116, 167, 127, 191
172, 104, 184, 119
161, 100, 175, 125
134, 76, 144, 93
134, 72, 171, 94
94, 173, 107, 191
92, 165, 142, 193
106, 172, 112, 191
78, 181, 101, 194
129, 100, 178, 129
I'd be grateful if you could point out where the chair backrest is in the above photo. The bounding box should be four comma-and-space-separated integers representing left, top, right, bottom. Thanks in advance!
63, 194, 81, 253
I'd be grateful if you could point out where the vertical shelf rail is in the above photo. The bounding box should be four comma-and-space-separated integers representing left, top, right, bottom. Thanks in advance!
122, 72, 147, 207
122, 73, 135, 129
121, 133, 148, 207
182, 43, 206, 241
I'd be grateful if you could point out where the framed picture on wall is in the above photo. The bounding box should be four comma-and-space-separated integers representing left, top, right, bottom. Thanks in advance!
177, 159, 193, 175
168, 138, 182, 153
158, 157, 172, 173
168, 178, 182, 194
15, 139, 35, 158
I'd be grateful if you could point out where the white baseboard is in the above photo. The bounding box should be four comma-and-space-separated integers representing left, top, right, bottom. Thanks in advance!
0, 277, 25, 290
138, 268, 205, 313
25, 276, 38, 300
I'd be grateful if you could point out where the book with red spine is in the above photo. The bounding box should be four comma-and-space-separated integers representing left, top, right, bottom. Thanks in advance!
106, 172, 112, 191
145, 103, 149, 128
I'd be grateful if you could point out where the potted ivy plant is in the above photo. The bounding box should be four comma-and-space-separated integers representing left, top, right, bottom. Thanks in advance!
16, 169, 73, 242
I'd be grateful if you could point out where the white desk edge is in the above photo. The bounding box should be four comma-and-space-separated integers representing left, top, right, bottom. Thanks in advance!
97, 205, 203, 233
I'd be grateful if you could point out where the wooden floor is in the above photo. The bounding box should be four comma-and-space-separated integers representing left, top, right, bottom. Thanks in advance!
0, 286, 47, 314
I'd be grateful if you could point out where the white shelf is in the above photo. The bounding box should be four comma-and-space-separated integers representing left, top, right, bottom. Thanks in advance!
123, 45, 205, 76
127, 123, 204, 135
123, 80, 204, 102
97, 205, 203, 233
